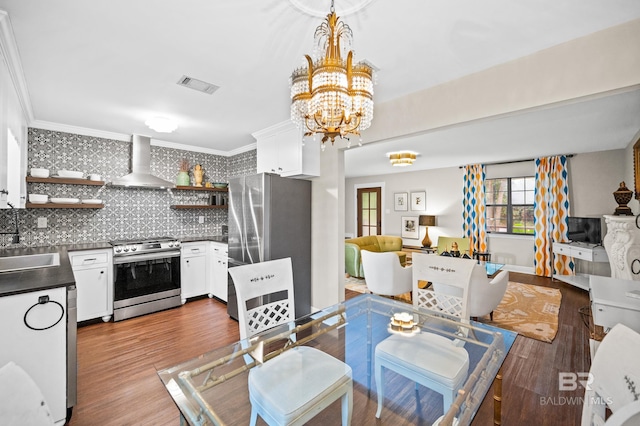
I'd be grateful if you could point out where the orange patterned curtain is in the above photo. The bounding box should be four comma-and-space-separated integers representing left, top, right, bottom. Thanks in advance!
534, 156, 573, 277
462, 164, 487, 253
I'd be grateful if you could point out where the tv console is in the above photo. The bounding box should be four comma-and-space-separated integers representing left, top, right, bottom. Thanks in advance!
552, 241, 609, 291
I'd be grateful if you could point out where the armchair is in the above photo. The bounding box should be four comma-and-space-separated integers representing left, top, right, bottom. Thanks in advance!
360, 250, 412, 297
468, 270, 509, 320
434, 266, 509, 320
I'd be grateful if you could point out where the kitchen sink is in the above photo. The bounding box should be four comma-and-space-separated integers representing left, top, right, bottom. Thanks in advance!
0, 252, 60, 273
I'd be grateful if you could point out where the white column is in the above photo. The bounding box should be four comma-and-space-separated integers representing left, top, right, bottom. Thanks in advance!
311, 146, 345, 310
603, 215, 640, 280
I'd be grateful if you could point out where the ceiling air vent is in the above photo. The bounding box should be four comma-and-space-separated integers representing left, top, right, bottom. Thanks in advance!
177, 75, 219, 95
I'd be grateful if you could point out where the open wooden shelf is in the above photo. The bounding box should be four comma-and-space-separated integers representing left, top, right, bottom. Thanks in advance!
26, 202, 104, 209
170, 205, 227, 210
26, 176, 105, 186
175, 185, 227, 192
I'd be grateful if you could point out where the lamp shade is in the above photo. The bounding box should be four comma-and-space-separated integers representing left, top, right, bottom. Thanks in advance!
419, 215, 436, 226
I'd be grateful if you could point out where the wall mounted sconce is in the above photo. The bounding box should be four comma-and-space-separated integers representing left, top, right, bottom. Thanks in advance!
419, 215, 436, 248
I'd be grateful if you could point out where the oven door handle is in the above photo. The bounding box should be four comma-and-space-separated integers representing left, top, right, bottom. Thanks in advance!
113, 251, 181, 264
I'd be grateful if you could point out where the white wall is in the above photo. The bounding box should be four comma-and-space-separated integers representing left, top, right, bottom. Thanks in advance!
362, 19, 640, 146
346, 166, 464, 247
345, 149, 626, 268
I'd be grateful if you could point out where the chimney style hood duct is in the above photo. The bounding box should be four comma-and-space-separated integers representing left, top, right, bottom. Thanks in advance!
109, 135, 175, 189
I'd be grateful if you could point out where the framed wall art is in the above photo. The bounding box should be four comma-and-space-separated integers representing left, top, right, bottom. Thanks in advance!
401, 216, 419, 239
411, 191, 426, 211
394, 192, 408, 211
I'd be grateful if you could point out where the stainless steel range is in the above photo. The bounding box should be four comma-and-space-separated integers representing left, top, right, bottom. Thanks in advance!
110, 236, 181, 321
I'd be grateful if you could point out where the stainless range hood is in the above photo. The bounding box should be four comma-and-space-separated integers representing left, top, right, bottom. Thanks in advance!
109, 135, 175, 189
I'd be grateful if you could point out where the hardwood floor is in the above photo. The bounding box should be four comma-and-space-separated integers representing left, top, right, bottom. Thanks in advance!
69, 273, 590, 425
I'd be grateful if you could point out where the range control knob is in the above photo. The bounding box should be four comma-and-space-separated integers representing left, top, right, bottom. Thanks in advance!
123, 246, 130, 252
175, 241, 181, 248
115, 246, 122, 253
168, 242, 174, 247
131, 246, 137, 251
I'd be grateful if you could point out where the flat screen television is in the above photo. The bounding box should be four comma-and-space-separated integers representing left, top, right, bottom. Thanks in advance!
567, 217, 602, 244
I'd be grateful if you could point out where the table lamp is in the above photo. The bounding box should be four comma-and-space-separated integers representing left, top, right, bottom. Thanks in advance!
419, 215, 436, 248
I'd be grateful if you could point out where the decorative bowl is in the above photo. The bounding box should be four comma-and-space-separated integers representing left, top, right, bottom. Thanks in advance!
57, 170, 84, 179
28, 194, 48, 204
30, 168, 50, 178
213, 182, 228, 188
50, 197, 80, 204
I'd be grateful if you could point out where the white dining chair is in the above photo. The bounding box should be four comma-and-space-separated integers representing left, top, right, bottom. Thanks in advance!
361, 250, 412, 297
582, 323, 640, 426
0, 361, 54, 426
229, 257, 353, 426
374, 254, 474, 419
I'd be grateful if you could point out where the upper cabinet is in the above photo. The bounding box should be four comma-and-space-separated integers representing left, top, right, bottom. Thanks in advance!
0, 13, 28, 209
254, 121, 320, 178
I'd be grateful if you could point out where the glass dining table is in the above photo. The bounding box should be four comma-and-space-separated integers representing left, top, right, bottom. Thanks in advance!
157, 294, 516, 426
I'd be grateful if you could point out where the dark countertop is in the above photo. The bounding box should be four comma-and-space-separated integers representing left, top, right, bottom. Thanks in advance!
0, 246, 75, 297
0, 236, 227, 297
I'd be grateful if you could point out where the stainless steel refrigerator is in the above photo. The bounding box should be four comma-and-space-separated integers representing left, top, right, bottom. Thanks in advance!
227, 173, 312, 320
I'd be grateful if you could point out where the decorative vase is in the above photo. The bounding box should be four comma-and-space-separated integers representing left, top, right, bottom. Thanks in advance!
193, 164, 204, 187
176, 171, 190, 186
613, 181, 633, 216
421, 228, 432, 248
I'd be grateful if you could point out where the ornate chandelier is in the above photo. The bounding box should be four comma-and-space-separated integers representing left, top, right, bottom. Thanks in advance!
290, 0, 374, 150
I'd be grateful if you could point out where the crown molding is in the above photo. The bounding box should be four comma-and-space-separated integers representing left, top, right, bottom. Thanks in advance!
30, 120, 131, 142
144, 138, 256, 157
251, 120, 297, 139
0, 10, 34, 123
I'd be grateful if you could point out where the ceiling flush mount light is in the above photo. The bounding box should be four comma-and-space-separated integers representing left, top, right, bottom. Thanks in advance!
389, 152, 417, 167
290, 0, 374, 150
145, 117, 178, 133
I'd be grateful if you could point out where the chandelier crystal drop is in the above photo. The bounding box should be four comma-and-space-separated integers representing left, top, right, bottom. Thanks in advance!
290, 0, 374, 149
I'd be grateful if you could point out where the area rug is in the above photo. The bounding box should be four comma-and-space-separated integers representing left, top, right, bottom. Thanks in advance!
346, 277, 561, 343
480, 282, 561, 343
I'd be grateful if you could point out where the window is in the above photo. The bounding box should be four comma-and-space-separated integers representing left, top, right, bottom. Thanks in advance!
485, 177, 535, 234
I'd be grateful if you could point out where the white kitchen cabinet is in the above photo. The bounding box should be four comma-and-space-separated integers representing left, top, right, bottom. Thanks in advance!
0, 29, 28, 210
552, 242, 609, 290
254, 120, 320, 178
181, 242, 208, 303
69, 249, 113, 322
208, 242, 228, 302
0, 286, 67, 424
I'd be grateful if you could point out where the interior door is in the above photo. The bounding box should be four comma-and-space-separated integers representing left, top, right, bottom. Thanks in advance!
357, 187, 381, 237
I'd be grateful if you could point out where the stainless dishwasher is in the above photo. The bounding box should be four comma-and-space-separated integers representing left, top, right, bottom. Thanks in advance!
67, 284, 77, 421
